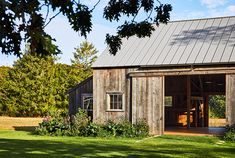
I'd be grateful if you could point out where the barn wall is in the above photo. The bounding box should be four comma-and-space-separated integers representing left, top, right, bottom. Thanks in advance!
93, 69, 131, 122
226, 74, 235, 125
68, 77, 93, 115
132, 76, 164, 135
91, 67, 235, 135
93, 68, 165, 135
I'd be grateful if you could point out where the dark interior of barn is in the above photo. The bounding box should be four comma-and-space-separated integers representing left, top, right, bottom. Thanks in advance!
164, 74, 225, 129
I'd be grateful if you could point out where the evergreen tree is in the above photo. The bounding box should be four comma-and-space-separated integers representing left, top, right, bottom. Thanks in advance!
0, 54, 84, 116
71, 41, 98, 79
0, 66, 11, 115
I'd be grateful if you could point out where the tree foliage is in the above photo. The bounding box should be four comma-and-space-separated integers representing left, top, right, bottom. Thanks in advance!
0, 66, 11, 115
209, 95, 225, 119
71, 41, 98, 68
0, 40, 97, 116
0, 55, 84, 116
71, 41, 98, 79
0, 0, 172, 56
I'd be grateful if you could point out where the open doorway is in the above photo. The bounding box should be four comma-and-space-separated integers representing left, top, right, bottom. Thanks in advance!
164, 74, 226, 135
208, 95, 226, 127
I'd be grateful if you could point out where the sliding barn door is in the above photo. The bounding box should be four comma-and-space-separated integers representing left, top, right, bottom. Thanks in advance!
132, 76, 164, 135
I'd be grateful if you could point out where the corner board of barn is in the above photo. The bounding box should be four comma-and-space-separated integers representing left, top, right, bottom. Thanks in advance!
69, 16, 235, 135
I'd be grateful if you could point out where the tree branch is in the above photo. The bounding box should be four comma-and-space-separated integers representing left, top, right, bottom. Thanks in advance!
156, 0, 162, 5
44, 5, 50, 24
146, 8, 154, 21
72, 0, 80, 5
43, 11, 61, 28
91, 0, 101, 11
132, 6, 142, 22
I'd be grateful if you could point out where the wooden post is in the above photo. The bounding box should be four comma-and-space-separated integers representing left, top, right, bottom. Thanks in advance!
204, 95, 209, 127
198, 75, 204, 127
187, 76, 191, 129
226, 74, 235, 125
200, 100, 204, 127
195, 100, 198, 127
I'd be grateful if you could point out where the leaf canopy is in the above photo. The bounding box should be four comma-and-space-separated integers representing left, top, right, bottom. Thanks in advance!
0, 0, 172, 57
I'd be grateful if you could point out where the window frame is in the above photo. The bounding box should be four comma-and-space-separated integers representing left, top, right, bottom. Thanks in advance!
81, 93, 93, 112
106, 91, 125, 112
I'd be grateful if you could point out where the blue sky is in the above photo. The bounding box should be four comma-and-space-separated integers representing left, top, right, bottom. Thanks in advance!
1, 0, 235, 66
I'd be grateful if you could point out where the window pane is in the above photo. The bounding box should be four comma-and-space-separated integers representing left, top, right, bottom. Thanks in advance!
118, 95, 122, 102
118, 95, 122, 109
118, 102, 122, 109
114, 95, 117, 103
113, 102, 118, 109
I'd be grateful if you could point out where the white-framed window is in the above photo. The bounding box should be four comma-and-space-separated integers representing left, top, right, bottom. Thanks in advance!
106, 92, 124, 111
81, 93, 93, 111
165, 96, 173, 107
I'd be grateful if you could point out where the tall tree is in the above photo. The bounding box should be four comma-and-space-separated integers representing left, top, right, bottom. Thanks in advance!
0, 0, 172, 56
71, 41, 98, 79
0, 54, 57, 116
0, 66, 11, 115
0, 54, 84, 117
71, 41, 98, 67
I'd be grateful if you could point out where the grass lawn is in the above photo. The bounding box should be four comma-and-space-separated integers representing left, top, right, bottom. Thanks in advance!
0, 130, 234, 158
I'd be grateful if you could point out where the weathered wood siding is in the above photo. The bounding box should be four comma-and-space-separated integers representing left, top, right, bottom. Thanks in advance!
93, 69, 130, 122
93, 69, 164, 135
132, 76, 164, 135
68, 77, 93, 115
226, 74, 235, 125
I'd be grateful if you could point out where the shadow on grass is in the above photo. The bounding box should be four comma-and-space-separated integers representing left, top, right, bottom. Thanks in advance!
158, 135, 217, 144
13, 126, 37, 131
0, 136, 235, 158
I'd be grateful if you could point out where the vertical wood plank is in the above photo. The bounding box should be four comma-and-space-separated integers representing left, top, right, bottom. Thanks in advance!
162, 76, 165, 133
93, 70, 97, 120
226, 74, 235, 125
126, 70, 131, 121
152, 77, 157, 134
132, 77, 137, 124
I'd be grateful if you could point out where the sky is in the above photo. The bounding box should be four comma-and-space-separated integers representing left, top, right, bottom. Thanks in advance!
1, 0, 235, 66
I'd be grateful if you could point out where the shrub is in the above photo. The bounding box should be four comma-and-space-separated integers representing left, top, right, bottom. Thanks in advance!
115, 120, 134, 137
35, 115, 69, 136
86, 123, 102, 137
35, 109, 91, 136
224, 124, 235, 142
68, 109, 90, 136
134, 119, 149, 137
97, 119, 149, 138
34, 110, 149, 138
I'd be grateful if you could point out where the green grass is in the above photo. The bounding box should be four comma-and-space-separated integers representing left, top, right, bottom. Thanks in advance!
0, 131, 234, 158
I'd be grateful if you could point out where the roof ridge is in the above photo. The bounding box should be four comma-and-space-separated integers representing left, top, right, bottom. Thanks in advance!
169, 15, 235, 23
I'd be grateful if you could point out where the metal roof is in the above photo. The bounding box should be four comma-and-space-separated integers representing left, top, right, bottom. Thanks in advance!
93, 16, 235, 68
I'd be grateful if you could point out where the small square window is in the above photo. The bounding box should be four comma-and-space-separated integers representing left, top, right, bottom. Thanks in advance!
107, 92, 124, 111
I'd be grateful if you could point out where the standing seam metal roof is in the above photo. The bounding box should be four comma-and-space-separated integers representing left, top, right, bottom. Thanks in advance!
92, 16, 235, 68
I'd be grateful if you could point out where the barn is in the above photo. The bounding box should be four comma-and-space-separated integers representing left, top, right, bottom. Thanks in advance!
69, 16, 235, 135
